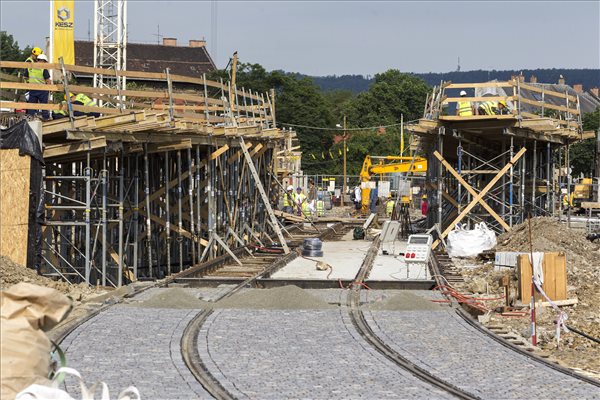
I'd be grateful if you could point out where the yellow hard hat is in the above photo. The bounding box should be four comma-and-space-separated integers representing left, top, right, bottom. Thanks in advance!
64, 92, 74, 100
499, 100, 507, 107
32, 47, 43, 56
422, 195, 428, 199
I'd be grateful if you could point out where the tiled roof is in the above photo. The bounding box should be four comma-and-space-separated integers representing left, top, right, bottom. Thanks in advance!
74, 41, 216, 78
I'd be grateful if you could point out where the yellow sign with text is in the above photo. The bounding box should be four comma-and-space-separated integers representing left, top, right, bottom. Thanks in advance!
52, 0, 75, 64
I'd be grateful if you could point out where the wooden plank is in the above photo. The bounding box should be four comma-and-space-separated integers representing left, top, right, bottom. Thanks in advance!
519, 97, 579, 115
42, 116, 90, 134
0, 82, 64, 91
44, 137, 107, 159
439, 115, 516, 121
539, 298, 577, 307
0, 101, 59, 111
209, 144, 230, 160
443, 95, 516, 104
518, 82, 577, 102
445, 81, 514, 89
554, 252, 567, 300
518, 254, 533, 302
544, 253, 556, 300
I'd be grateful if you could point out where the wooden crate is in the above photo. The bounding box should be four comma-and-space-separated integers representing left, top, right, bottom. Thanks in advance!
517, 252, 567, 302
0, 149, 31, 266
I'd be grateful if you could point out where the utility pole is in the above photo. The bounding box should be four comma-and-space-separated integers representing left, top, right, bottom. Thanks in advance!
342, 115, 347, 206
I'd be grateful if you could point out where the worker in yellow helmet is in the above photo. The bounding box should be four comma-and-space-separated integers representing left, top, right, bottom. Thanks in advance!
24, 51, 51, 120
496, 100, 511, 115
478, 99, 498, 116
456, 91, 474, 117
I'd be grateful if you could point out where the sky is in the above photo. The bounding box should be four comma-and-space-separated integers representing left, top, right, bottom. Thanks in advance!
1, 1, 598, 76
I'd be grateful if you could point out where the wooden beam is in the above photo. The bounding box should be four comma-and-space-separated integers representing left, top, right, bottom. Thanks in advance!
445, 81, 514, 89
44, 137, 107, 159
433, 150, 511, 232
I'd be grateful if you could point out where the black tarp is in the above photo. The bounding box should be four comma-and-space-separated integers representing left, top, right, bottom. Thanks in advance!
0, 120, 45, 270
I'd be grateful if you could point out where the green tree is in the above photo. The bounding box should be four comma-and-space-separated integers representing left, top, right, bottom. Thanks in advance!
0, 31, 30, 74
570, 107, 600, 177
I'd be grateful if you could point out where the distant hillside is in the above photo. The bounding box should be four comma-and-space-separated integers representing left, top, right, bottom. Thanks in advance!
310, 69, 600, 94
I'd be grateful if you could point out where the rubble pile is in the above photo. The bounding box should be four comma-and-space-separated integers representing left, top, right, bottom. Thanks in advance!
449, 217, 600, 376
0, 256, 107, 303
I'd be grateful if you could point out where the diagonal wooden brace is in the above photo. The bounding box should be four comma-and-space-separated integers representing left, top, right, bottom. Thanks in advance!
432, 147, 526, 249
433, 150, 511, 232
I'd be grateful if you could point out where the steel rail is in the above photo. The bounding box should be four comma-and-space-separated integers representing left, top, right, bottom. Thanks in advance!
348, 237, 479, 399
429, 250, 600, 387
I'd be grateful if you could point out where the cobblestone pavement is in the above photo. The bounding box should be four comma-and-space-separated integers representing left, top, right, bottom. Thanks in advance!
61, 305, 213, 399
198, 308, 452, 399
364, 306, 600, 399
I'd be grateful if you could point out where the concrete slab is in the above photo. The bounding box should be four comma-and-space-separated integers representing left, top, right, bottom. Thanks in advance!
369, 253, 431, 280
271, 239, 370, 280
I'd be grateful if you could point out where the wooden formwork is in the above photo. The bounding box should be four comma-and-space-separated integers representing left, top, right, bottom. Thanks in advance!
0, 149, 31, 266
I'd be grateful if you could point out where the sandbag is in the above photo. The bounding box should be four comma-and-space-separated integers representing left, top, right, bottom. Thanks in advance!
1, 283, 72, 399
446, 222, 497, 258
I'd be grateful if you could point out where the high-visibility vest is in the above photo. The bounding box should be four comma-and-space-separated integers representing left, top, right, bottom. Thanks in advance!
386, 200, 394, 216
26, 58, 46, 84
457, 101, 473, 116
316, 200, 325, 216
74, 93, 96, 107
302, 201, 311, 216
479, 101, 496, 115
283, 192, 294, 207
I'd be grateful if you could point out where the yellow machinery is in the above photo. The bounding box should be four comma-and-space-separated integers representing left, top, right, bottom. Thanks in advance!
359, 155, 427, 212
572, 177, 594, 208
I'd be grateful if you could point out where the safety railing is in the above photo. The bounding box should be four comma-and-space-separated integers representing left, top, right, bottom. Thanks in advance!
0, 59, 275, 128
423, 80, 582, 130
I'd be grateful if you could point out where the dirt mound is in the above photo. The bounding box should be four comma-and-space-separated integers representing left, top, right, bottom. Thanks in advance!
132, 288, 213, 309
217, 285, 334, 310
0, 256, 107, 303
460, 217, 600, 375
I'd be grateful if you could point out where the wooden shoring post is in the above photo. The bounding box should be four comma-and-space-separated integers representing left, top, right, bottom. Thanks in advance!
202, 73, 210, 125
558, 146, 563, 221
115, 69, 125, 112
195, 146, 202, 265
433, 151, 511, 232
177, 150, 183, 271
133, 154, 139, 279
541, 86, 545, 117
546, 142, 551, 214
219, 77, 228, 125
517, 78, 522, 128
241, 87, 250, 126
143, 144, 152, 278
566, 142, 571, 228
432, 147, 526, 249
59, 57, 75, 128
82, 153, 91, 285
213, 234, 242, 266
520, 141, 526, 223
509, 133, 515, 227
165, 151, 171, 276
532, 140, 537, 212
249, 89, 257, 125
187, 147, 196, 265
165, 67, 175, 123
207, 145, 216, 259
547, 143, 553, 217
234, 84, 242, 123
261, 93, 268, 129
437, 127, 444, 230
101, 154, 108, 286
227, 80, 237, 127
501, 139, 506, 220
117, 154, 125, 286
227, 227, 254, 257
270, 88, 276, 128
457, 135, 463, 215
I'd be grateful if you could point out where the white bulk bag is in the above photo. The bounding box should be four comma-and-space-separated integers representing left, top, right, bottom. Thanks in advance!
446, 222, 497, 258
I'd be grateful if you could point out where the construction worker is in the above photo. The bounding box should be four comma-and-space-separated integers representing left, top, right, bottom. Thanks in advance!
52, 101, 69, 120
353, 185, 362, 211
421, 195, 428, 216
316, 194, 325, 217
294, 187, 307, 216
307, 179, 317, 215
386, 194, 395, 217
25, 47, 43, 63
283, 185, 295, 214
478, 99, 498, 116
66, 92, 101, 117
24, 52, 51, 120
456, 90, 473, 116
496, 100, 511, 115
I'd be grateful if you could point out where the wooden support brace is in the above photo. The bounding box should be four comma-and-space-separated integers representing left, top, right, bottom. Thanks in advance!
433, 150, 511, 232
432, 147, 526, 249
